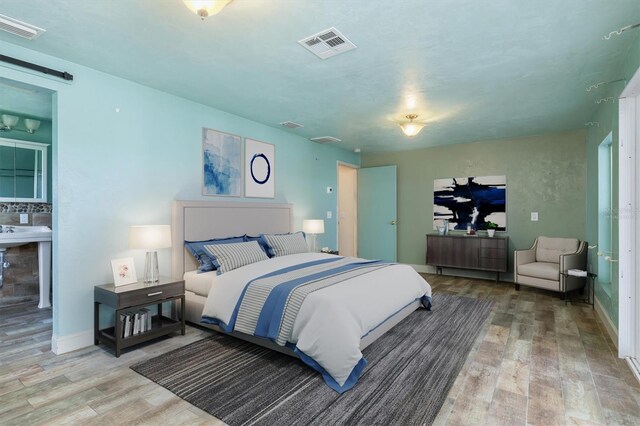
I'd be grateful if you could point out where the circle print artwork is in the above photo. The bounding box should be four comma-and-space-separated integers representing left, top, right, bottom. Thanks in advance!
244, 138, 275, 198
250, 153, 270, 184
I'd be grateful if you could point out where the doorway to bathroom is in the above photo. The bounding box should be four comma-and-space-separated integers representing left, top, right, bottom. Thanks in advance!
0, 77, 55, 339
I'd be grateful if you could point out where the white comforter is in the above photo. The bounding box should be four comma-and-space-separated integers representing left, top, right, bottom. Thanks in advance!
201, 252, 431, 389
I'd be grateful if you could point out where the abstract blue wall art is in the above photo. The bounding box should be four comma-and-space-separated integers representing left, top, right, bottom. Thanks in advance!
245, 138, 275, 198
433, 175, 507, 231
202, 128, 242, 197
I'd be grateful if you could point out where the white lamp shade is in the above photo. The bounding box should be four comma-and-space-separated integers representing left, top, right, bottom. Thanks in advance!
129, 225, 172, 250
24, 118, 41, 133
303, 219, 325, 234
1, 114, 19, 129
400, 122, 425, 136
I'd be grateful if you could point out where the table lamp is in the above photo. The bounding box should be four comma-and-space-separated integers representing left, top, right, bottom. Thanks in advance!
129, 225, 172, 283
302, 219, 325, 252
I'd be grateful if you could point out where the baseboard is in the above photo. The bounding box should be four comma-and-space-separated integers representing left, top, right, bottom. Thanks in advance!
407, 264, 514, 283
626, 357, 640, 385
51, 329, 94, 355
594, 296, 619, 349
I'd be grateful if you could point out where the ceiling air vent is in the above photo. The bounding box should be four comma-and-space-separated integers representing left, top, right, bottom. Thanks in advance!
310, 136, 342, 144
280, 121, 304, 129
0, 14, 45, 40
298, 27, 356, 60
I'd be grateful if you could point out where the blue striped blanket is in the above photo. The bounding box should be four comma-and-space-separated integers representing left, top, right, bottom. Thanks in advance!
202, 257, 391, 342
201, 256, 432, 393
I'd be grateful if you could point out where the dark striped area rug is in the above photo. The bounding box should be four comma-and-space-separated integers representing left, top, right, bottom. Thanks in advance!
131, 294, 492, 425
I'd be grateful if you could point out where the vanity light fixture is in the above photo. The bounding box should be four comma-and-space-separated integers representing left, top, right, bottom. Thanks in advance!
182, 0, 233, 19
0, 114, 41, 134
24, 118, 41, 134
399, 114, 425, 137
1, 114, 19, 129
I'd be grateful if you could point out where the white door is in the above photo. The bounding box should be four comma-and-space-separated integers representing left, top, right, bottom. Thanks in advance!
618, 66, 640, 380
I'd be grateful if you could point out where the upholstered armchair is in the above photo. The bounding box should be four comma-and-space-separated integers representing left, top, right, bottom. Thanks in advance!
514, 236, 588, 294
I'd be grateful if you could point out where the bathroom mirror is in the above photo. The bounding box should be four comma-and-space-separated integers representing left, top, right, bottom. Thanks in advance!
0, 138, 47, 202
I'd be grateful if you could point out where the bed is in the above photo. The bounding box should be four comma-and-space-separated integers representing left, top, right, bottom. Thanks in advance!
172, 200, 432, 393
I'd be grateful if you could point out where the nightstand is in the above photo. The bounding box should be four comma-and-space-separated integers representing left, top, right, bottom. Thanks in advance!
94, 277, 185, 357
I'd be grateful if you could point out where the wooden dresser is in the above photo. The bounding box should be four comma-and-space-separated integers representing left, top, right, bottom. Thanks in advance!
426, 234, 508, 281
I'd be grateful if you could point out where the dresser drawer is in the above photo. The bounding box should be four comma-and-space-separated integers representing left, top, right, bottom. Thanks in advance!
480, 238, 506, 248
117, 281, 184, 308
479, 247, 504, 259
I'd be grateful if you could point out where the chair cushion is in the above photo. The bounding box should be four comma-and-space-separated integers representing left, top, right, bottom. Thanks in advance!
517, 261, 559, 281
535, 236, 579, 263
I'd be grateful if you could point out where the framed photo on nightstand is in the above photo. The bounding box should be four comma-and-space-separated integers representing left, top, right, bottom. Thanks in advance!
111, 257, 137, 286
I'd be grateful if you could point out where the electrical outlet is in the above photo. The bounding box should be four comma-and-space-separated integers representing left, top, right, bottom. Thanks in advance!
19, 213, 28, 224
326, 186, 333, 194
531, 212, 539, 221
326, 211, 332, 219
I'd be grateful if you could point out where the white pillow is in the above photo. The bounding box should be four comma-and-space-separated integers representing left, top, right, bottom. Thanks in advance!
261, 232, 309, 257
203, 241, 269, 274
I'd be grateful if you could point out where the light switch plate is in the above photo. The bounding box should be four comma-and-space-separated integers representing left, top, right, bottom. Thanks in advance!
326, 211, 332, 219
20, 213, 28, 224
531, 212, 539, 221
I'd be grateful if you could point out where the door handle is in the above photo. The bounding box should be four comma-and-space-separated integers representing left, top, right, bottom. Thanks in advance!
389, 220, 397, 225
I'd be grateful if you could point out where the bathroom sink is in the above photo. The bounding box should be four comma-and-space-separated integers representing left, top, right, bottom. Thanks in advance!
0, 226, 52, 249
0, 225, 53, 308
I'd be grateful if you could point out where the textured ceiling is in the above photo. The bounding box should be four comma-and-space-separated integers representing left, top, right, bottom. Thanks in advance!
0, 0, 638, 152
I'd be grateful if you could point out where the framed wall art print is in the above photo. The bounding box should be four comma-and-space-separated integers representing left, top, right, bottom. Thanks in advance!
244, 138, 275, 198
433, 175, 507, 231
202, 128, 242, 197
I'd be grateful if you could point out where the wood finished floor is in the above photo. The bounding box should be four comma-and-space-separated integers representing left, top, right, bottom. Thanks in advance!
0, 275, 638, 425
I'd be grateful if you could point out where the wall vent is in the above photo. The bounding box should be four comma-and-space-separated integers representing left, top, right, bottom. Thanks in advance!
0, 14, 45, 40
280, 121, 304, 129
298, 27, 356, 60
310, 136, 342, 144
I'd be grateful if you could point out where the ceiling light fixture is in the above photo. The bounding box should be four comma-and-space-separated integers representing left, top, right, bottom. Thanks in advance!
399, 114, 425, 137
182, 0, 233, 19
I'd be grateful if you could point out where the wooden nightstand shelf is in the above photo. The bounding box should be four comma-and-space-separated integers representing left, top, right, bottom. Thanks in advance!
94, 277, 185, 357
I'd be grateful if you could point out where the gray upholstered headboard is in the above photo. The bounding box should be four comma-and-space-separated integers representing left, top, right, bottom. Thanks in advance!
171, 200, 293, 278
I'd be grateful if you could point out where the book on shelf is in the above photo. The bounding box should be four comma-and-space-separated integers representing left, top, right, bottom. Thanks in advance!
123, 313, 132, 338
141, 308, 152, 331
119, 314, 126, 337
120, 309, 156, 338
134, 312, 141, 335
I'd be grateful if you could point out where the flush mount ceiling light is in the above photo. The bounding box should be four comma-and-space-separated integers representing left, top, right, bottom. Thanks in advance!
399, 114, 425, 137
182, 0, 233, 19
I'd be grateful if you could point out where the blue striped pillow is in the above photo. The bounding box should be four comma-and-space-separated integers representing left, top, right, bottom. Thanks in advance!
260, 232, 309, 257
185, 236, 245, 273
203, 241, 269, 275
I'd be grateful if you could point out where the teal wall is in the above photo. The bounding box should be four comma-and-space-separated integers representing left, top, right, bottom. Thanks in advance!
586, 32, 640, 330
0, 39, 359, 339
0, 114, 53, 202
362, 130, 587, 271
